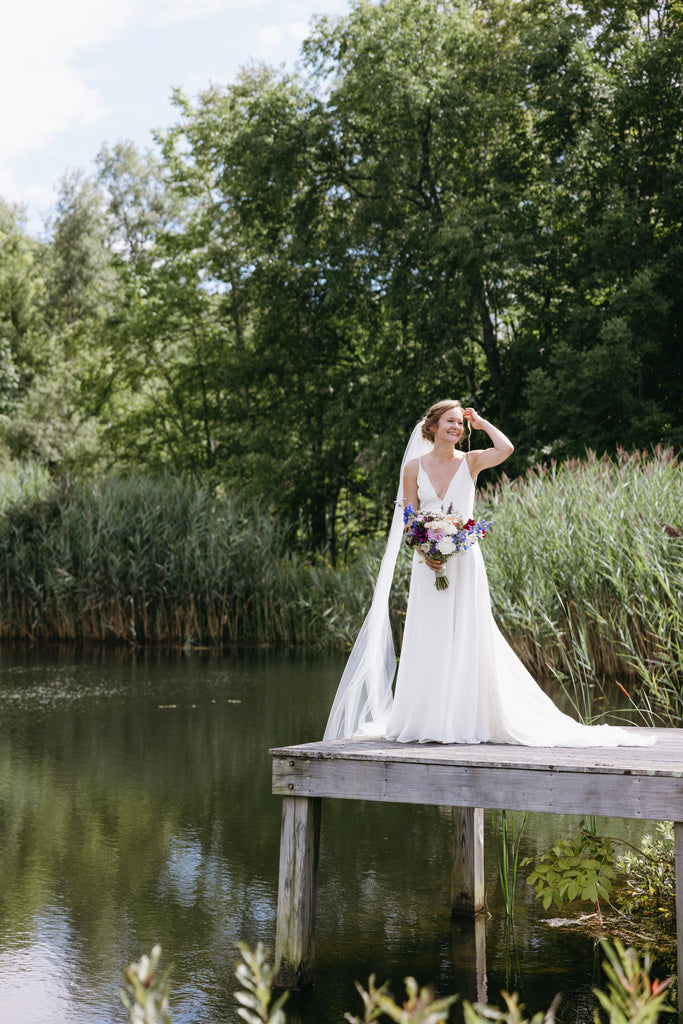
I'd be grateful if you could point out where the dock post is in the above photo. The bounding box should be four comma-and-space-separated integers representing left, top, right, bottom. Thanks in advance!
274, 795, 322, 990
450, 807, 485, 915
675, 821, 683, 1017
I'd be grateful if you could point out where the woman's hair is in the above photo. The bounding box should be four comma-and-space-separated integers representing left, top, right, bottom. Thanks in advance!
421, 399, 464, 443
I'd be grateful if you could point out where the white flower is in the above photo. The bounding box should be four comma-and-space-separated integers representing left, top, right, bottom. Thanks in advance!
441, 520, 460, 536
437, 537, 455, 555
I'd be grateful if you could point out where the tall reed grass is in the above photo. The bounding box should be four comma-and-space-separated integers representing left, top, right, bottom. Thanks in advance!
0, 470, 367, 648
478, 447, 682, 723
0, 450, 680, 721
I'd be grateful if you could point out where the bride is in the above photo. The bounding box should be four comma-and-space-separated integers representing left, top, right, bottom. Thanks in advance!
323, 400, 654, 748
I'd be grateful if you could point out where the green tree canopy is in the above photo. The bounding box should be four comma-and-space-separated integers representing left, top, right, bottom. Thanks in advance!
1, 0, 681, 554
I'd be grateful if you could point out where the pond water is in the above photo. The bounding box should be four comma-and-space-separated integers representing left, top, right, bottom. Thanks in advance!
0, 646, 662, 1024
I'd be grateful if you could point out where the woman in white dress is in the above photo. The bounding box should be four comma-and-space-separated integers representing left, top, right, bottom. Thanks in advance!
324, 400, 654, 748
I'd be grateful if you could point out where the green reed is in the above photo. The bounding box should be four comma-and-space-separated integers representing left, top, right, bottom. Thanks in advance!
477, 447, 682, 725
0, 470, 362, 649
491, 809, 528, 918
0, 449, 680, 725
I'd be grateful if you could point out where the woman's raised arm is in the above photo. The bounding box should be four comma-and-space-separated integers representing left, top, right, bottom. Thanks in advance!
464, 408, 514, 476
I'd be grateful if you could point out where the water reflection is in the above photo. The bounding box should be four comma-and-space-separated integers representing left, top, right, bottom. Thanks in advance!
0, 647, 658, 1023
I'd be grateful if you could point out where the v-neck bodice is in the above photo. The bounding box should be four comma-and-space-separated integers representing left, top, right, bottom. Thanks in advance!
417, 455, 475, 516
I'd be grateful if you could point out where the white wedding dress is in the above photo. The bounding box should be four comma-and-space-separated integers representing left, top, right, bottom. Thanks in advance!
324, 442, 654, 748
383, 453, 653, 747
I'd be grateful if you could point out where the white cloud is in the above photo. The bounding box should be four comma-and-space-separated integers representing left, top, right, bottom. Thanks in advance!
3, 10, 112, 164
255, 24, 285, 58
286, 19, 314, 43
0, 1, 250, 199
256, 18, 316, 59
1, 0, 350, 219
1, 58, 107, 163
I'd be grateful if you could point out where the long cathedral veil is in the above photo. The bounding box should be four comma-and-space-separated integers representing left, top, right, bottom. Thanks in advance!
322, 419, 433, 740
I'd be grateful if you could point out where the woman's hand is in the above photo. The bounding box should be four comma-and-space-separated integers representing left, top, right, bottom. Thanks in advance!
425, 557, 442, 572
462, 408, 515, 474
463, 407, 485, 430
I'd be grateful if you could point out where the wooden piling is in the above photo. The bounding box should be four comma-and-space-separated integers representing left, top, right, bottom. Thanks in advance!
273, 795, 321, 989
451, 806, 485, 915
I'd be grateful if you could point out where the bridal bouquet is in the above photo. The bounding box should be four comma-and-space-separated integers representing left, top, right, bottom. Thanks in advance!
402, 503, 490, 590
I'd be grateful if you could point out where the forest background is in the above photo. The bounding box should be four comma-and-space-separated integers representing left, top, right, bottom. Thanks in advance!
1, 0, 681, 567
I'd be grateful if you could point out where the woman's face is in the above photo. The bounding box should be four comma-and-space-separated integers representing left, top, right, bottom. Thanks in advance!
435, 406, 464, 445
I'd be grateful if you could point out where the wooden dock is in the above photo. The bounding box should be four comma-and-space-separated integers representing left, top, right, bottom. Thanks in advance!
270, 728, 683, 1007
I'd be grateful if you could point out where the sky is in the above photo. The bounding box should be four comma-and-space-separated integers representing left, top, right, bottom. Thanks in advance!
2, 0, 351, 235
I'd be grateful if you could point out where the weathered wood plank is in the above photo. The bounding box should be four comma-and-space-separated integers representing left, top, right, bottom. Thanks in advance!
451, 807, 485, 914
270, 728, 677, 776
273, 796, 321, 990
272, 755, 683, 820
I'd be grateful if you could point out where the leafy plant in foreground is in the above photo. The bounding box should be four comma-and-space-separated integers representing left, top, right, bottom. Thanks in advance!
615, 823, 675, 922
463, 991, 553, 1024
523, 818, 616, 916
594, 939, 673, 1024
119, 943, 172, 1024
119, 939, 674, 1024
344, 973, 457, 1023
234, 941, 289, 1024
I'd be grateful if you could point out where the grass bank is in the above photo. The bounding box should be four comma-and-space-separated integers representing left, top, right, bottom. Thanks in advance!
0, 450, 680, 721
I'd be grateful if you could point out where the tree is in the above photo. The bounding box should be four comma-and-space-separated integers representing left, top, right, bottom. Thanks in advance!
0, 200, 36, 421
517, 0, 683, 455
11, 172, 121, 466
302, 0, 553, 437
157, 68, 383, 554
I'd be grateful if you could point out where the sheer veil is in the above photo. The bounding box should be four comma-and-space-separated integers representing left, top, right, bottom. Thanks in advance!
322, 419, 433, 740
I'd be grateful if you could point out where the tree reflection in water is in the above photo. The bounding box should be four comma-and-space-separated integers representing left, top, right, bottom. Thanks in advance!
0, 646, 654, 1023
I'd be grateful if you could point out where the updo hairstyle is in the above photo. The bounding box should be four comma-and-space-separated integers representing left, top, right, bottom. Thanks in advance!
421, 399, 465, 443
